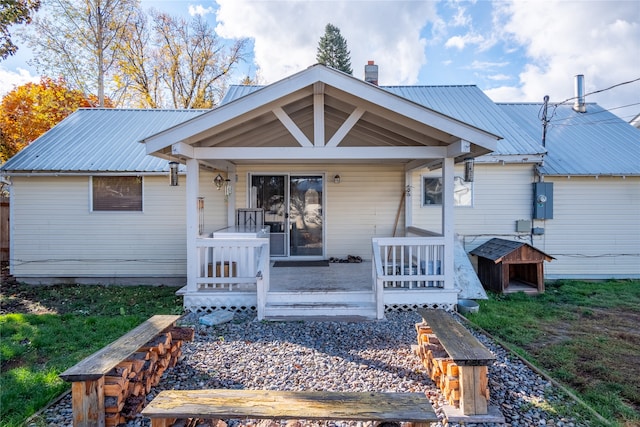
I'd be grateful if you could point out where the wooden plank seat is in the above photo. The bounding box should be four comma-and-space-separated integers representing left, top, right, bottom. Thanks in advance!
59, 314, 182, 427
416, 308, 496, 418
141, 389, 439, 427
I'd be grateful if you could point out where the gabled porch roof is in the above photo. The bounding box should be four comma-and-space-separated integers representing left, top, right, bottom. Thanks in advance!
142, 64, 499, 168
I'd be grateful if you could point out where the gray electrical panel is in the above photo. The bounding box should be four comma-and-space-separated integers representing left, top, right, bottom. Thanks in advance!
516, 220, 532, 233
533, 182, 553, 219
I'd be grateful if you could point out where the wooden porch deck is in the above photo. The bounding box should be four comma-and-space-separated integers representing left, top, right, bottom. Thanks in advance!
269, 261, 372, 292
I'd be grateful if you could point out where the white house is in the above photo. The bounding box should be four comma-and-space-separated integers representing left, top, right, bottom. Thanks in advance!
2, 64, 638, 320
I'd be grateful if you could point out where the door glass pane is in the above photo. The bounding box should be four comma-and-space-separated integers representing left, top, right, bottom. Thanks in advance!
289, 176, 323, 256
251, 175, 286, 256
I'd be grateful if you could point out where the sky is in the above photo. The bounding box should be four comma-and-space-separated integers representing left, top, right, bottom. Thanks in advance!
1, 0, 639, 121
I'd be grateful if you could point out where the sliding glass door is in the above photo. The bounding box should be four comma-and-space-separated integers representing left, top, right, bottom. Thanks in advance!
289, 175, 323, 257
250, 174, 324, 258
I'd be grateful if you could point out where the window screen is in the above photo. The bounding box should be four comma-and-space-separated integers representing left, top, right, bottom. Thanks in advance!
422, 176, 472, 207
92, 176, 143, 211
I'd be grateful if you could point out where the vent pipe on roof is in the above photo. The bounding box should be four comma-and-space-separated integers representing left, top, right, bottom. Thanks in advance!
573, 74, 586, 113
364, 61, 378, 85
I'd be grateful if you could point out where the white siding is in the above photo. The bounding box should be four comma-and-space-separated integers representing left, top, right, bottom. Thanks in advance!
10, 171, 227, 282
234, 164, 405, 259
411, 163, 535, 239
411, 164, 640, 278
540, 176, 640, 278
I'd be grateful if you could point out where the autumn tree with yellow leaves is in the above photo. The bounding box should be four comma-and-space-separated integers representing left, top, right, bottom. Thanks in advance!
0, 77, 109, 161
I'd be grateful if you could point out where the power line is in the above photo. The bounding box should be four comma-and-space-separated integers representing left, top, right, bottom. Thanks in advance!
548, 102, 640, 125
553, 77, 640, 107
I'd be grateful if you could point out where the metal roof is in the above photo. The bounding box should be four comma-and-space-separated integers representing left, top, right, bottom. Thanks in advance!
498, 103, 640, 176
383, 86, 544, 156
222, 84, 545, 157
1, 109, 207, 173
4, 87, 638, 176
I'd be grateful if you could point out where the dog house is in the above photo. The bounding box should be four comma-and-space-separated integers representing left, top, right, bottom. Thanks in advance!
470, 238, 554, 294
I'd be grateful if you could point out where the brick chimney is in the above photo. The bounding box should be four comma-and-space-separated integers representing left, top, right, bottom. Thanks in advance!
364, 61, 378, 85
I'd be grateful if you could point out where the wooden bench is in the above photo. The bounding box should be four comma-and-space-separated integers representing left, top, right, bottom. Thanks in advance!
59, 314, 182, 427
141, 389, 439, 427
416, 309, 496, 418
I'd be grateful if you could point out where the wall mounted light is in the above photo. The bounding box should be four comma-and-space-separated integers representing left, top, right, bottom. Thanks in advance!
334, 174, 341, 184
169, 161, 179, 186
214, 173, 224, 190
224, 177, 232, 200
464, 158, 475, 182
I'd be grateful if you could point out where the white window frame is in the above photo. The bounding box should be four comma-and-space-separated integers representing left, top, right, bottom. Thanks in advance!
421, 174, 473, 207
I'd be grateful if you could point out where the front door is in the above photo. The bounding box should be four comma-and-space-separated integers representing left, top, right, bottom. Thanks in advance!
250, 174, 324, 258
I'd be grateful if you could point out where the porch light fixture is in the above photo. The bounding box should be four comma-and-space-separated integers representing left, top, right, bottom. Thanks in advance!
464, 158, 474, 182
214, 173, 224, 190
224, 177, 232, 200
169, 161, 179, 186
334, 174, 341, 184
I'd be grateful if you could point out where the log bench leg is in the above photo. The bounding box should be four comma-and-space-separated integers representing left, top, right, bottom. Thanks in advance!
459, 365, 489, 415
150, 418, 176, 427
71, 378, 105, 427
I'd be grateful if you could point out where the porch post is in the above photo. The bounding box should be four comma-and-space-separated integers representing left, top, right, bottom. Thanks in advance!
442, 157, 455, 290
186, 158, 200, 292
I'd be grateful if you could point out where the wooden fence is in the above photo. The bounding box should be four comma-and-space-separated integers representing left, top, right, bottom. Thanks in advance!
1, 195, 9, 280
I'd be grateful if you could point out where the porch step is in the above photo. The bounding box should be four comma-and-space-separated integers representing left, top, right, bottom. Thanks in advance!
266, 290, 375, 304
262, 301, 378, 321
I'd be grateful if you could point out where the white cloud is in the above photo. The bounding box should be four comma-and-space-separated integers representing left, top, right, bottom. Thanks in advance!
487, 73, 511, 82
450, 2, 472, 27
214, 0, 437, 85
445, 33, 485, 50
188, 4, 214, 17
0, 67, 39, 97
467, 60, 509, 70
489, 1, 640, 118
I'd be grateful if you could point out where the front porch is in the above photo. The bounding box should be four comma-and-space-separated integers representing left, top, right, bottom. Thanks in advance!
179, 233, 460, 320
143, 65, 498, 320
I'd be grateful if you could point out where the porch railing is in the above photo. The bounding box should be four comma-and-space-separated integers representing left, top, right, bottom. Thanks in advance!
371, 236, 446, 290
195, 237, 270, 293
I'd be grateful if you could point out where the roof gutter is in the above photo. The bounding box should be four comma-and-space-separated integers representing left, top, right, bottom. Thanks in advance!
474, 154, 545, 164
0, 171, 171, 177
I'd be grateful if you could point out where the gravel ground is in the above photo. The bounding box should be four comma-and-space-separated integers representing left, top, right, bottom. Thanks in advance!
33, 311, 590, 427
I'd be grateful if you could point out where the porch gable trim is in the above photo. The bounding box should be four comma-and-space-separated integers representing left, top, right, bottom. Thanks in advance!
273, 107, 313, 147
143, 65, 500, 156
193, 145, 448, 160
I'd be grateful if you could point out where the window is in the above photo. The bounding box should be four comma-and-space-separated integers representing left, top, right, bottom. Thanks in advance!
422, 176, 472, 207
92, 176, 143, 211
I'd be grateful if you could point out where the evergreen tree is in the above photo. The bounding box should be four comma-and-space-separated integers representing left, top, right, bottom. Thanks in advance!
316, 23, 352, 75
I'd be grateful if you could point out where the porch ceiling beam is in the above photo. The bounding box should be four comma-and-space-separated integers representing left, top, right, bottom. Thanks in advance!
447, 139, 471, 157
326, 107, 365, 147
314, 82, 325, 147
144, 89, 312, 154
171, 142, 194, 158
273, 107, 313, 147
193, 146, 447, 160
199, 159, 237, 172
325, 86, 499, 148
405, 159, 435, 172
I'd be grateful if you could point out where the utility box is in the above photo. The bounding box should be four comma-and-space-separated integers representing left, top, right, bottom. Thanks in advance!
516, 220, 532, 233
533, 182, 553, 219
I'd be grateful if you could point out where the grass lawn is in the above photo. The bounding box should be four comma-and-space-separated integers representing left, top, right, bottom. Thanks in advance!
1, 279, 639, 427
0, 283, 183, 427
465, 279, 640, 426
